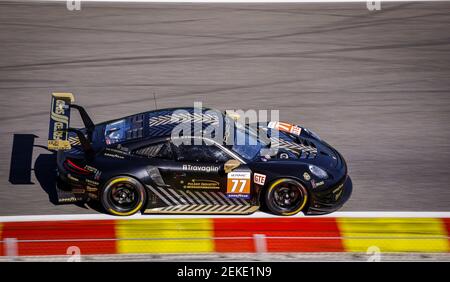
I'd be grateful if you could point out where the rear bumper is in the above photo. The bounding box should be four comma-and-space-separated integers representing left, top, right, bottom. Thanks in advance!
56, 151, 78, 185
55, 151, 97, 202
306, 176, 353, 215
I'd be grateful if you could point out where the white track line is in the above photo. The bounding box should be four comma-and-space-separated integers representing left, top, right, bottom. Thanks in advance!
0, 211, 449, 222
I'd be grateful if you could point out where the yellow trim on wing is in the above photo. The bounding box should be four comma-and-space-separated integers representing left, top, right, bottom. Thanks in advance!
48, 140, 71, 150
52, 92, 75, 103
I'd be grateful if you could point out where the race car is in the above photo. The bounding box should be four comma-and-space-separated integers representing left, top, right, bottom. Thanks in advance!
48, 93, 352, 216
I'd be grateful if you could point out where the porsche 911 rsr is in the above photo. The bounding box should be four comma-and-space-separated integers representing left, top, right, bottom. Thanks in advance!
48, 93, 352, 216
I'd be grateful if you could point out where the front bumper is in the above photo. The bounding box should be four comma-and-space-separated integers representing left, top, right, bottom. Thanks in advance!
306, 176, 353, 215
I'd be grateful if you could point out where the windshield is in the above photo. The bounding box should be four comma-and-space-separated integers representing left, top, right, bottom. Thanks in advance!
230, 123, 266, 160
232, 142, 262, 161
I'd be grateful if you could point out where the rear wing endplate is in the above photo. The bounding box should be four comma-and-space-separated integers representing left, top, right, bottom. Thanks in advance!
48, 93, 74, 150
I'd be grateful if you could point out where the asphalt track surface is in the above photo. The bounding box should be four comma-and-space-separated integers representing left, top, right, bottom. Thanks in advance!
0, 1, 450, 215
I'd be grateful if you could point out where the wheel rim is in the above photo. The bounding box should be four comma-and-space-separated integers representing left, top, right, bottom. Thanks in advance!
270, 180, 306, 214
107, 182, 140, 212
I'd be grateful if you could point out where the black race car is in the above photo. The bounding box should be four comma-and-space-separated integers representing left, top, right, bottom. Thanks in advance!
48, 93, 352, 216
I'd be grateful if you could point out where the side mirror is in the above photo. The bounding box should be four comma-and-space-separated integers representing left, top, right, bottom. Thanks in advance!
224, 159, 241, 174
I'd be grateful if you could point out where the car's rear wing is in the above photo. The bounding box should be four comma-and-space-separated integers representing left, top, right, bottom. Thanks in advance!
47, 93, 95, 153
48, 93, 74, 150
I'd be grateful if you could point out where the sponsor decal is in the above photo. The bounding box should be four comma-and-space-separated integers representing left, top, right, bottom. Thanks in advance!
88, 193, 98, 199
268, 121, 302, 136
226, 171, 251, 199
303, 172, 311, 181
85, 179, 99, 187
106, 148, 127, 154
253, 173, 266, 186
67, 174, 79, 182
59, 197, 77, 203
48, 140, 70, 150
104, 148, 128, 159
72, 188, 85, 194
182, 164, 219, 173
183, 179, 220, 190
86, 186, 98, 192
52, 99, 68, 140
84, 165, 98, 173
48, 94, 73, 150
104, 152, 125, 159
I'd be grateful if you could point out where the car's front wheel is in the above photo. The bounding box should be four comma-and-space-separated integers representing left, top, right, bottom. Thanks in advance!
101, 176, 146, 216
264, 178, 308, 216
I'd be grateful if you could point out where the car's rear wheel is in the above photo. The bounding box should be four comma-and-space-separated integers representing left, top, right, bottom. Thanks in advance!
101, 176, 146, 216
264, 178, 308, 216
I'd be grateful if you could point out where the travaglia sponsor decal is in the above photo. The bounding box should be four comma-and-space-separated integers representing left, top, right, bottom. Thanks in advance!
182, 164, 219, 173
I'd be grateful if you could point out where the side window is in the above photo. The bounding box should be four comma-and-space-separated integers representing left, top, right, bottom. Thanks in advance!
133, 141, 173, 160
171, 140, 231, 163
207, 145, 231, 163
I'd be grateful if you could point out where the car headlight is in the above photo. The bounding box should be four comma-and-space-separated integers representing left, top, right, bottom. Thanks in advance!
308, 165, 328, 179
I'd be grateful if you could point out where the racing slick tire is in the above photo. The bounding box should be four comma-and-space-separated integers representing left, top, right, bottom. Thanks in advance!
264, 178, 308, 216
101, 176, 146, 216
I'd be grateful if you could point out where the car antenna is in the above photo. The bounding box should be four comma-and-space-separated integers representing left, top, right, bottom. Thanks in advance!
153, 92, 158, 110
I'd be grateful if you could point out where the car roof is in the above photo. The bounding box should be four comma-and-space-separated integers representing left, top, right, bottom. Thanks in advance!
102, 107, 227, 144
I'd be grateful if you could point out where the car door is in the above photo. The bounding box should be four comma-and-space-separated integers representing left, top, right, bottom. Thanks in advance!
133, 138, 227, 190
170, 137, 256, 202
167, 138, 229, 191
140, 137, 254, 205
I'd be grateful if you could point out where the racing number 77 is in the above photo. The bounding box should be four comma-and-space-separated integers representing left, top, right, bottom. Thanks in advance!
230, 179, 248, 193
226, 171, 251, 196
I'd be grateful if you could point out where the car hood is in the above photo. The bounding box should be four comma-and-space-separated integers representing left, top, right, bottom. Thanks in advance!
256, 123, 344, 171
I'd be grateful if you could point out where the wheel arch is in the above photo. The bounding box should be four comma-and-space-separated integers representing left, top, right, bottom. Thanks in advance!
259, 176, 310, 215
101, 174, 148, 216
